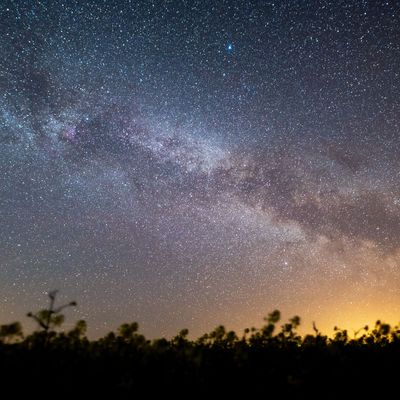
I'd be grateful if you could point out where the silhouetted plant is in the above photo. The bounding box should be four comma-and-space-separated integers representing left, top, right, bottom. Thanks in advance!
333, 326, 348, 343
172, 328, 190, 347
0, 322, 23, 343
280, 315, 301, 340
312, 321, 319, 335
1, 302, 399, 398
118, 322, 139, 340
68, 319, 87, 339
27, 290, 77, 333
266, 309, 281, 324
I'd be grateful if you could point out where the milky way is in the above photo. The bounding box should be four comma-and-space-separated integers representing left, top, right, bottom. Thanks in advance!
1, 0, 400, 337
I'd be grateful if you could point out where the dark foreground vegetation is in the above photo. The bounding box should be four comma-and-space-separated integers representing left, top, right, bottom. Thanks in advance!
1, 292, 399, 399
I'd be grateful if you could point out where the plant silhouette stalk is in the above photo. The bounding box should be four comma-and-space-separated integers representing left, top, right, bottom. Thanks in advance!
27, 290, 76, 345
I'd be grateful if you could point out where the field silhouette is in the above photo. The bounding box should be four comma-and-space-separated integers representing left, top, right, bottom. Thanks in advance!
0, 291, 399, 399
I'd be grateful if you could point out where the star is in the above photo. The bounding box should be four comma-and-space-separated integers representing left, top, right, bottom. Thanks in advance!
226, 42, 234, 53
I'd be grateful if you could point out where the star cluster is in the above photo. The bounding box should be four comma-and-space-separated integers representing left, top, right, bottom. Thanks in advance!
1, 0, 400, 337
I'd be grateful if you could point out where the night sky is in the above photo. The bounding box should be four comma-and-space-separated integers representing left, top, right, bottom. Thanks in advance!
1, 0, 400, 338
